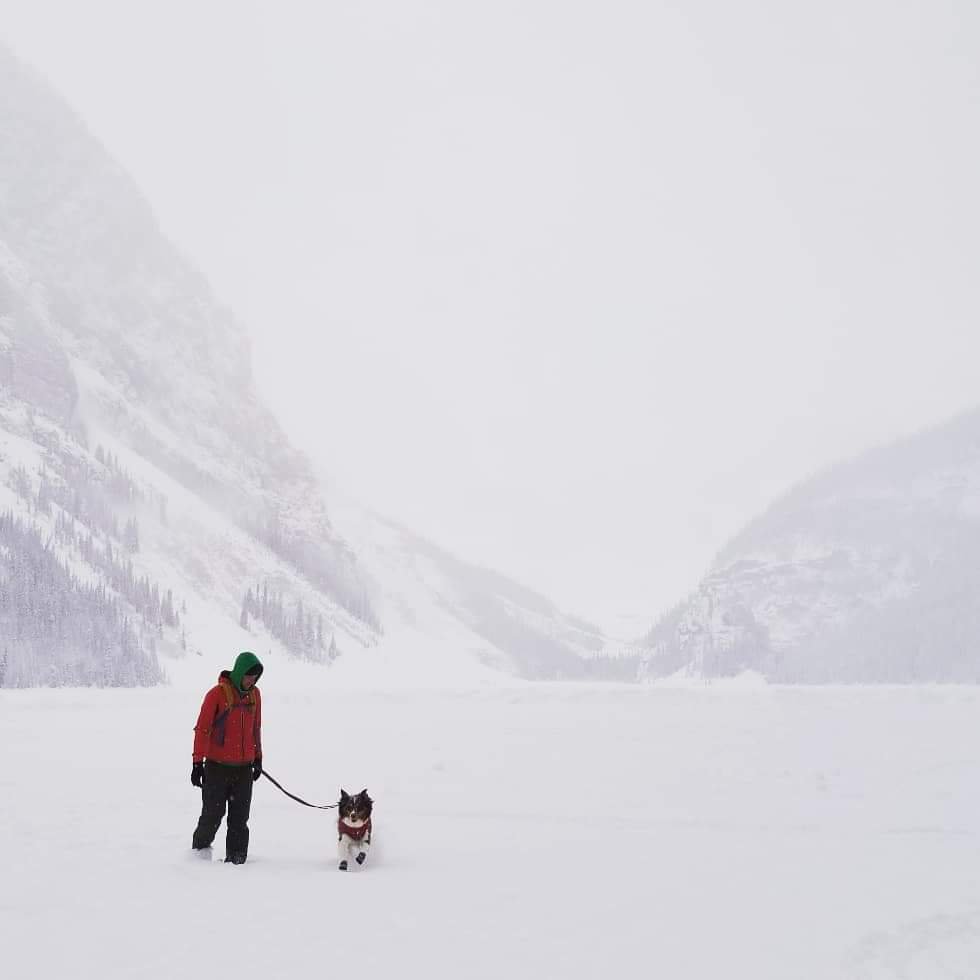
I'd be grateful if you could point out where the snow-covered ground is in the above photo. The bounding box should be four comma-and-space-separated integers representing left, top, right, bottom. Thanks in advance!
3, 679, 980, 979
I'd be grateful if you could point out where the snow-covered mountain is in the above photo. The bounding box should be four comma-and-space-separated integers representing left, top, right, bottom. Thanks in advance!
642, 408, 980, 682
330, 499, 612, 681
0, 43, 606, 687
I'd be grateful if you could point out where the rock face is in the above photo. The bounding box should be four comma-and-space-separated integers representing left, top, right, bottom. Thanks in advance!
643, 409, 980, 683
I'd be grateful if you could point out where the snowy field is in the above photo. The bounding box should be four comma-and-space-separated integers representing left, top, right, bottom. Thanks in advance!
3, 681, 980, 979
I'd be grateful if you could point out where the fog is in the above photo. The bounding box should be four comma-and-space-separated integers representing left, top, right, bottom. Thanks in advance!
4, 0, 978, 627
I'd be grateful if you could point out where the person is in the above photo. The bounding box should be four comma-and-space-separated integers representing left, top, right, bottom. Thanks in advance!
190, 651, 264, 864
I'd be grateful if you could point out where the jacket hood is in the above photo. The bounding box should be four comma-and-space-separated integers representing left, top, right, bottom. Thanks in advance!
229, 651, 263, 691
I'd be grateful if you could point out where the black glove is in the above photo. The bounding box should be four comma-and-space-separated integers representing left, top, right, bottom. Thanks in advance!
252, 760, 262, 783
191, 762, 205, 788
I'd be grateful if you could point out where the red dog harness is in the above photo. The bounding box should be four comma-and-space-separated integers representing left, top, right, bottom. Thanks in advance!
338, 818, 372, 842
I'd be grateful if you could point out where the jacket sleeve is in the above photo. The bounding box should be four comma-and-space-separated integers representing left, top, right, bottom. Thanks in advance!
253, 689, 262, 762
192, 688, 219, 763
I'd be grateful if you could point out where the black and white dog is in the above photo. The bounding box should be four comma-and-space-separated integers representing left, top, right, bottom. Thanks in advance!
337, 789, 373, 871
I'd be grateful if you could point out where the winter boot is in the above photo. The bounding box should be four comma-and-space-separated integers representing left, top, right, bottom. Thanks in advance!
225, 852, 247, 865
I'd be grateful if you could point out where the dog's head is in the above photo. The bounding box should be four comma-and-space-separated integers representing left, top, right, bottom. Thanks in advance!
339, 789, 373, 824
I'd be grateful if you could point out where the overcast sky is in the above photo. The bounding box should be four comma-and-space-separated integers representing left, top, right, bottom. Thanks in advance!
3, 1, 979, 629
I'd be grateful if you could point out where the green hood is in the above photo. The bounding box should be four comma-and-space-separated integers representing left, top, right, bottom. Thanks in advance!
229, 651, 263, 692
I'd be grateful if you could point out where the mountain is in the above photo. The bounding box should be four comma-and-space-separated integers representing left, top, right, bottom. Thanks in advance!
330, 501, 613, 680
642, 408, 980, 683
0, 43, 608, 687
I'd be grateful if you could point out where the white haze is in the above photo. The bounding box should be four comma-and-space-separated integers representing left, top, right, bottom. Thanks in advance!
3, 0, 979, 628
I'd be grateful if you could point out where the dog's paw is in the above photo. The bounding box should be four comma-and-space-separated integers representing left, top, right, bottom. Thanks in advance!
356, 852, 366, 865
338, 860, 348, 872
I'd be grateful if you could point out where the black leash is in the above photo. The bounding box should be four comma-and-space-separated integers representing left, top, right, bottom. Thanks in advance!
260, 770, 338, 810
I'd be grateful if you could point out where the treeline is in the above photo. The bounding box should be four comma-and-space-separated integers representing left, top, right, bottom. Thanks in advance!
12, 452, 181, 634
245, 511, 379, 631
0, 511, 164, 688
240, 582, 339, 664
1, 447, 183, 687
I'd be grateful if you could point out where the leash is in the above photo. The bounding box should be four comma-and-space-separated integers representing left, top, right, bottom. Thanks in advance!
260, 770, 338, 810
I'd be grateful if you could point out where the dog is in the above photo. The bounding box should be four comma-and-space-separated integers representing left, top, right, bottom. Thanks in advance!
337, 789, 373, 871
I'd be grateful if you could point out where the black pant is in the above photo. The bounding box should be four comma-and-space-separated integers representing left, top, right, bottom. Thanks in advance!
192, 761, 253, 858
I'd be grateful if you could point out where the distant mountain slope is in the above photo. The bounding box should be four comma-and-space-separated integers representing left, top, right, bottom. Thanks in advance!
643, 409, 980, 682
0, 44, 379, 685
0, 43, 610, 686
332, 504, 610, 679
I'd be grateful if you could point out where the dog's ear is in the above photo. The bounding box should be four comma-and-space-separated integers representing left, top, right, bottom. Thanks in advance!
340, 789, 350, 801
359, 789, 372, 804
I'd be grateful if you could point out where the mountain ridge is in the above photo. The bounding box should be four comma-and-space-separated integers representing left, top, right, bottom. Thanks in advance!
0, 41, 610, 687
642, 405, 980, 682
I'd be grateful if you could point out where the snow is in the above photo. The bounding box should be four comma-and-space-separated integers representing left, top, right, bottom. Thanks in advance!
3, 681, 979, 979
650, 667, 769, 690
319, 489, 613, 679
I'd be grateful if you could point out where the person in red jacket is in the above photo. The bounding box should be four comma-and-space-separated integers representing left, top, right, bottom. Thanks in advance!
190, 651, 264, 864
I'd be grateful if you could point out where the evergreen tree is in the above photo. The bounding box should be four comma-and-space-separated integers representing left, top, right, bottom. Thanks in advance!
123, 517, 140, 553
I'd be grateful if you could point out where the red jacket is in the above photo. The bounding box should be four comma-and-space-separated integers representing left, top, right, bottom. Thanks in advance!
193, 673, 262, 765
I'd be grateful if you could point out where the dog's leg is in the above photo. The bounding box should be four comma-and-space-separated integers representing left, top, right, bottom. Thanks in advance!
338, 834, 351, 871
355, 829, 371, 864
